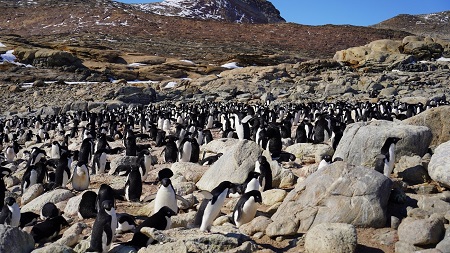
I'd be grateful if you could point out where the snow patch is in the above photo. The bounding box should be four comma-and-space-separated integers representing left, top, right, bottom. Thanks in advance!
180, 59, 195, 64
164, 81, 177, 89
221, 62, 242, 69
437, 57, 450, 62
0, 42, 6, 47
128, 63, 147, 67
0, 50, 33, 67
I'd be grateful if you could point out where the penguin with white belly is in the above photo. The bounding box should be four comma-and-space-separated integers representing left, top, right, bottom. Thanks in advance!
87, 200, 116, 253
195, 181, 236, 232
0, 197, 20, 227
233, 190, 262, 227
375, 137, 402, 178
72, 162, 90, 191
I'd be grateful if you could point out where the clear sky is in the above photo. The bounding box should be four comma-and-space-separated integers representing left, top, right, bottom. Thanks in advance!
117, 0, 450, 26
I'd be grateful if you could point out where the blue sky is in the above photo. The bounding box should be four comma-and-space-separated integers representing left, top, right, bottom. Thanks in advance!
117, 0, 450, 26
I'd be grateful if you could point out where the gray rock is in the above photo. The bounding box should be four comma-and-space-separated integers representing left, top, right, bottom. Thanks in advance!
395, 241, 422, 253
284, 143, 334, 163
397, 217, 445, 246
116, 93, 154, 104
31, 244, 75, 253
170, 162, 208, 183
428, 140, 450, 188
436, 226, 450, 253
21, 183, 44, 205
333, 120, 432, 168
266, 161, 392, 237
56, 222, 87, 247
0, 224, 35, 253
395, 155, 430, 185
196, 140, 262, 191
238, 216, 272, 236
261, 189, 287, 206
304, 223, 357, 253
64, 193, 86, 217
404, 106, 450, 147
138, 227, 247, 253
21, 188, 74, 213
109, 155, 138, 175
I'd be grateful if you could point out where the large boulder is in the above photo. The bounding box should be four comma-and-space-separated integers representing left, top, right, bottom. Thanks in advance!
285, 143, 334, 163
333, 39, 406, 66
402, 36, 444, 61
265, 161, 392, 237
428, 141, 450, 188
304, 223, 357, 253
196, 140, 262, 191
333, 120, 432, 168
397, 217, 445, 246
21, 189, 74, 213
0, 225, 35, 253
404, 106, 450, 147
14, 47, 83, 68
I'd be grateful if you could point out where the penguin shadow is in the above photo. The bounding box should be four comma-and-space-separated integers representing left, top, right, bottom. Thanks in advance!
355, 245, 384, 253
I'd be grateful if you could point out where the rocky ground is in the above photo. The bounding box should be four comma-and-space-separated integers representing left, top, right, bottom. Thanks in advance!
1, 26, 450, 253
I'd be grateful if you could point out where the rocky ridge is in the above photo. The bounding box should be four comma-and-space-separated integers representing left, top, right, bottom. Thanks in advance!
137, 0, 286, 23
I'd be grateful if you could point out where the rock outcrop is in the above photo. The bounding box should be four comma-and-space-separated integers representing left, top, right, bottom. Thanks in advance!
266, 161, 392, 237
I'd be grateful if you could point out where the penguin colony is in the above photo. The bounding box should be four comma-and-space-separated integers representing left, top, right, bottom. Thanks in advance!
0, 98, 446, 251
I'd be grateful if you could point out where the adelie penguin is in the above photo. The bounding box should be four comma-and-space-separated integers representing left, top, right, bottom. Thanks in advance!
375, 137, 402, 178
163, 135, 178, 163
0, 167, 11, 209
254, 156, 272, 191
72, 162, 90, 191
41, 202, 61, 220
126, 206, 176, 249
125, 167, 142, 202
87, 200, 116, 253
116, 213, 136, 234
194, 181, 236, 232
317, 154, 332, 171
54, 151, 72, 188
0, 197, 20, 227
31, 215, 69, 244
233, 190, 262, 228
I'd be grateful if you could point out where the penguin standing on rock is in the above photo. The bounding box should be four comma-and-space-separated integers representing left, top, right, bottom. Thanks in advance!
233, 190, 262, 228
163, 135, 178, 163
87, 200, 116, 253
195, 181, 236, 232
153, 177, 177, 214
375, 137, 402, 178
0, 197, 20, 227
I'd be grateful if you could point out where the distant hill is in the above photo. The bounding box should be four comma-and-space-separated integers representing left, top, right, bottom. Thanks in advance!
0, 0, 411, 63
136, 0, 286, 23
372, 11, 450, 40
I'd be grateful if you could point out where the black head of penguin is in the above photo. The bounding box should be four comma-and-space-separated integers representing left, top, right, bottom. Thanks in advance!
31, 215, 69, 244
210, 181, 236, 204
41, 202, 60, 220
158, 168, 174, 181
78, 191, 98, 219
96, 184, 115, 212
